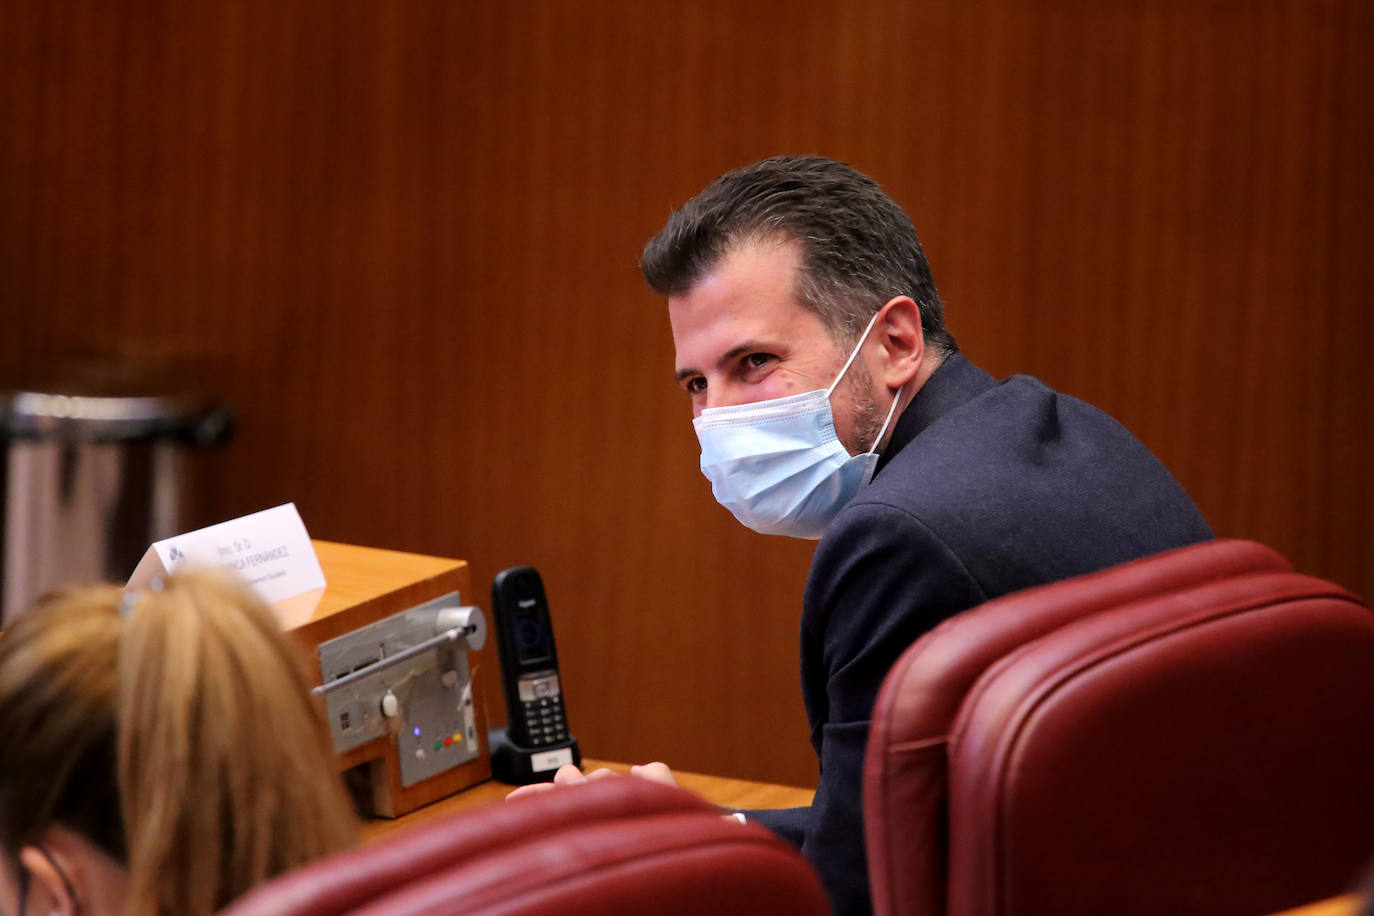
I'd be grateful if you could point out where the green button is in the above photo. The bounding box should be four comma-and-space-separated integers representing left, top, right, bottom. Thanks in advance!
434, 740, 442, 751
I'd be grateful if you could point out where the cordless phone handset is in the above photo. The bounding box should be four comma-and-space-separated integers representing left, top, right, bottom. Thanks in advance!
489, 566, 580, 783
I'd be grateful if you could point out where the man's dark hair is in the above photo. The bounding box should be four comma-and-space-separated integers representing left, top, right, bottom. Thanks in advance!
641, 155, 956, 354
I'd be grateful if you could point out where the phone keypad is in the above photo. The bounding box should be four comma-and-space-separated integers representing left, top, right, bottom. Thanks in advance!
517, 672, 568, 747
523, 695, 568, 746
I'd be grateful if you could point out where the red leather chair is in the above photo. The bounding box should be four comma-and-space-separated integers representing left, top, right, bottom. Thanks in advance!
865, 539, 1374, 916
221, 776, 828, 916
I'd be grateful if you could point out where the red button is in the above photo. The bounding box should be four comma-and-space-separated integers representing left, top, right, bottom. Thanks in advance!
444, 736, 453, 747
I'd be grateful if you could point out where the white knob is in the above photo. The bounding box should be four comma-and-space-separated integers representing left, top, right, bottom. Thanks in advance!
440, 670, 459, 689
415, 748, 426, 761
381, 692, 400, 718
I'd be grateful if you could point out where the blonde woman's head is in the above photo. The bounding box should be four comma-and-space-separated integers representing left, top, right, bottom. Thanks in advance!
0, 570, 356, 915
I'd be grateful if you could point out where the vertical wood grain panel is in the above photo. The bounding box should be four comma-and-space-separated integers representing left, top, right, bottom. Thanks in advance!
1, 0, 1369, 786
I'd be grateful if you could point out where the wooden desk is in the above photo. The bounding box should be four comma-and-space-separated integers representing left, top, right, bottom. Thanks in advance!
1271, 895, 1363, 916
361, 758, 815, 843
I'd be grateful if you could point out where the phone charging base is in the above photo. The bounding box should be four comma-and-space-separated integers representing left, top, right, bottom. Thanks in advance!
488, 726, 582, 785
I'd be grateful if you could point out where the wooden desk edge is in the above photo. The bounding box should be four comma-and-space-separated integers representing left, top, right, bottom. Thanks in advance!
1270, 895, 1364, 916
360, 758, 815, 843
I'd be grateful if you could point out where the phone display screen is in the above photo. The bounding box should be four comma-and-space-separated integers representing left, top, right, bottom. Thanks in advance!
514, 608, 552, 664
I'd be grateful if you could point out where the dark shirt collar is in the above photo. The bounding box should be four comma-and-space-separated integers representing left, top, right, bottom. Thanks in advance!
873, 352, 996, 476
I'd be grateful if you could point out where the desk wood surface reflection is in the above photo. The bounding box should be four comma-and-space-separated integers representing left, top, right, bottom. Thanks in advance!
1272, 895, 1364, 916
361, 758, 815, 843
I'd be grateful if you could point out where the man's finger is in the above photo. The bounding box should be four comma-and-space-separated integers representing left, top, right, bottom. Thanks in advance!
554, 764, 594, 785
629, 761, 678, 786
506, 765, 590, 800
505, 781, 559, 801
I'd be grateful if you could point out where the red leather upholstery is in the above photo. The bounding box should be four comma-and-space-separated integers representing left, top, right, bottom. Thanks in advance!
864, 539, 1294, 916
221, 777, 828, 916
945, 567, 1374, 915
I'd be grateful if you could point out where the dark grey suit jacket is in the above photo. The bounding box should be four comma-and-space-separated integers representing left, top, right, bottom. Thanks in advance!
745, 354, 1213, 914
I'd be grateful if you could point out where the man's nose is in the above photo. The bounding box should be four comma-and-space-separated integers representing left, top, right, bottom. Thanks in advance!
702, 384, 750, 413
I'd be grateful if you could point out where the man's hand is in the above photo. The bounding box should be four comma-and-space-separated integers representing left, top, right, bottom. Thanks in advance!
505, 761, 678, 801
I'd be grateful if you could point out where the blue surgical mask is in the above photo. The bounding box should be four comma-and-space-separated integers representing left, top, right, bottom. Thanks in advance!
692, 310, 901, 539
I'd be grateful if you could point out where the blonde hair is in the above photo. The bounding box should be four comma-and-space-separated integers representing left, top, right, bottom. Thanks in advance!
0, 570, 357, 914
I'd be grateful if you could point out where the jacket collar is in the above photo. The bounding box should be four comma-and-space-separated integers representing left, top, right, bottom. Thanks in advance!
873, 352, 996, 476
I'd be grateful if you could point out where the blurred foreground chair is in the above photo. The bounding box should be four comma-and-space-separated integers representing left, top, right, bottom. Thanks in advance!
221, 776, 828, 916
865, 539, 1374, 916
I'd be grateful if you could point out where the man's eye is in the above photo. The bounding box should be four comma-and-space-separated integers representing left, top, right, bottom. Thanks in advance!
743, 352, 775, 370
685, 377, 707, 396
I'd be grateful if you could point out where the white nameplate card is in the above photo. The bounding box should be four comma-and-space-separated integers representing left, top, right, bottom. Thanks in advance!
127, 503, 326, 605
531, 748, 575, 773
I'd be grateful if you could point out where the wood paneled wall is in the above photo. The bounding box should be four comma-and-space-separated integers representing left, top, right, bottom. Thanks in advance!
2, 0, 1370, 786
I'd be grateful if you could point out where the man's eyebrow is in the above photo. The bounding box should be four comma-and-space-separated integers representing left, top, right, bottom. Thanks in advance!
673, 342, 765, 384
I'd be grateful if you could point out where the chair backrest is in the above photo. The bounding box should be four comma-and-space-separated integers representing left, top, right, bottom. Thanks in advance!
221, 777, 829, 916
863, 539, 1370, 915
945, 563, 1374, 915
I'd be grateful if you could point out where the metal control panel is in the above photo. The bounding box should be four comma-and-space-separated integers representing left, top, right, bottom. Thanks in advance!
316, 591, 482, 787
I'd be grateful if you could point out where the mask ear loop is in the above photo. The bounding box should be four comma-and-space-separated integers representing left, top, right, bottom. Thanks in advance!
18, 844, 80, 915
39, 844, 79, 913
866, 385, 904, 456
823, 308, 905, 455
825, 309, 886, 399
17, 854, 30, 916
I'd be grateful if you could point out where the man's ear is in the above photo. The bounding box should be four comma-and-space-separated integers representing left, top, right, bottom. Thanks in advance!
874, 296, 925, 389
19, 845, 78, 916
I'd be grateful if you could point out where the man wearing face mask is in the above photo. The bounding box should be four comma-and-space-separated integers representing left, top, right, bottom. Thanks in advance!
517, 156, 1213, 914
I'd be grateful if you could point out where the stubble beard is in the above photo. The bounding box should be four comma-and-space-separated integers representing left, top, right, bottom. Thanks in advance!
841, 362, 883, 456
